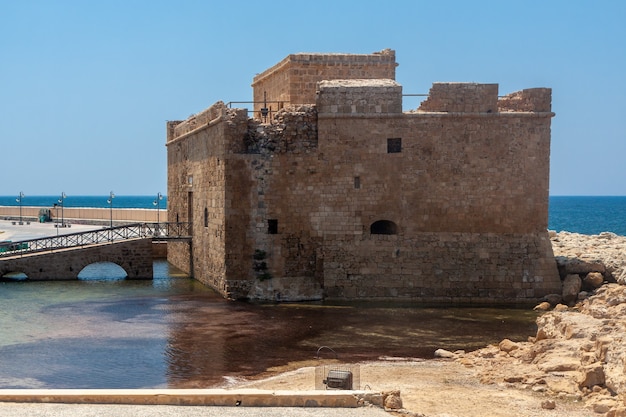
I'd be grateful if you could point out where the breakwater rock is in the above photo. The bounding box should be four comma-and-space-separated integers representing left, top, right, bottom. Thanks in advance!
551, 231, 626, 287
456, 232, 626, 416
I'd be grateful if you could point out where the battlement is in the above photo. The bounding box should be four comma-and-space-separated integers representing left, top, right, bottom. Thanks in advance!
316, 79, 402, 115
417, 83, 499, 113
166, 101, 251, 146
498, 88, 552, 112
416, 83, 552, 114
167, 101, 229, 142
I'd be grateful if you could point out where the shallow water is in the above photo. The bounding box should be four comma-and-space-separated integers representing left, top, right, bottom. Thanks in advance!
0, 261, 539, 389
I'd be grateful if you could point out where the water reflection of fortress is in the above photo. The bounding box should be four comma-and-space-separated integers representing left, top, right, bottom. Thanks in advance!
165, 49, 561, 303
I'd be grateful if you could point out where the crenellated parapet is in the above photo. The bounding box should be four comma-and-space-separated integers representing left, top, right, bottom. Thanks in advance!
417, 83, 499, 113
498, 88, 552, 112
316, 79, 402, 115
167, 101, 232, 143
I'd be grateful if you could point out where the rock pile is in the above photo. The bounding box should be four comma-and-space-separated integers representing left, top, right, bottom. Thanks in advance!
551, 231, 626, 287
456, 232, 626, 416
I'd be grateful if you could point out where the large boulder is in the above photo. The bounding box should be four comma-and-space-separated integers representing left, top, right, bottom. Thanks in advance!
498, 339, 520, 353
544, 293, 563, 305
562, 274, 582, 305
584, 272, 605, 290
577, 362, 606, 388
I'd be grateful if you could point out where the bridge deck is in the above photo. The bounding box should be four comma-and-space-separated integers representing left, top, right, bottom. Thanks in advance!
0, 222, 191, 258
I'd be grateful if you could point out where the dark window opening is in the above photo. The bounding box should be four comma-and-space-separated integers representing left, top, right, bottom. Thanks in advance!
387, 138, 402, 153
370, 220, 398, 235
354, 176, 360, 189
268, 219, 278, 234
204, 207, 209, 227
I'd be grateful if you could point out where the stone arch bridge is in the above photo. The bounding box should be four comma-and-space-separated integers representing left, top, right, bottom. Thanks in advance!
0, 223, 190, 280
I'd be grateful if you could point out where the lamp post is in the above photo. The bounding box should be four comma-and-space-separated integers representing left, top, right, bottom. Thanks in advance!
54, 203, 59, 235
153, 192, 163, 235
58, 192, 66, 227
107, 191, 115, 228
16, 192, 25, 225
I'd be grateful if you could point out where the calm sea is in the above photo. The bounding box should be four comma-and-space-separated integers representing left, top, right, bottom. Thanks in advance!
2, 195, 624, 235
0, 195, 167, 210
548, 196, 626, 236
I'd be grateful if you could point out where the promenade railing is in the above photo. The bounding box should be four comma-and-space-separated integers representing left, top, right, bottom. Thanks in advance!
0, 222, 191, 258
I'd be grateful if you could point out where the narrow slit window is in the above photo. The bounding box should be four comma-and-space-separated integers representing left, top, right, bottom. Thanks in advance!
387, 138, 402, 153
268, 219, 278, 234
354, 176, 360, 189
204, 208, 209, 227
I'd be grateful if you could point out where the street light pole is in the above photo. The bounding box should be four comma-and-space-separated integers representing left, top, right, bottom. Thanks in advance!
16, 192, 25, 225
107, 191, 115, 228
54, 203, 59, 235
153, 192, 163, 235
58, 192, 66, 227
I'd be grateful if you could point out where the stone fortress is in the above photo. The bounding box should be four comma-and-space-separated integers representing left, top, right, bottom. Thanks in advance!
165, 49, 562, 303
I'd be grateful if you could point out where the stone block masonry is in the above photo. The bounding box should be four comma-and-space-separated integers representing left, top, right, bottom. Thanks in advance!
0, 238, 154, 280
251, 49, 397, 117
166, 49, 561, 303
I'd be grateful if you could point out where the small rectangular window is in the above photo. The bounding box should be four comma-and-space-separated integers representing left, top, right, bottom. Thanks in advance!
387, 138, 402, 153
354, 176, 360, 189
268, 219, 278, 234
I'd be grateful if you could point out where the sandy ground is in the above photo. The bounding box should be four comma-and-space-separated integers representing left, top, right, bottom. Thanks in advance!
231, 358, 592, 417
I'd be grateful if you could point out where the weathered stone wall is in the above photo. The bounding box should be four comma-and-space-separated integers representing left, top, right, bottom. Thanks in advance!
167, 240, 191, 275
166, 103, 249, 291
0, 238, 154, 280
417, 83, 499, 113
170, 101, 230, 138
322, 233, 557, 301
152, 241, 167, 258
166, 52, 559, 303
251, 49, 397, 118
310, 112, 553, 234
244, 105, 318, 154
498, 88, 553, 112
316, 79, 402, 114
219, 82, 558, 301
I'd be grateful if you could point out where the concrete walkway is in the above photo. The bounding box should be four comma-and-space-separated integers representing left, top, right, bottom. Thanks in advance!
0, 403, 391, 417
0, 389, 393, 417
0, 220, 100, 241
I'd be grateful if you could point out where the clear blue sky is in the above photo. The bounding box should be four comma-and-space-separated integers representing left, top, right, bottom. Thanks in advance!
1, 0, 624, 196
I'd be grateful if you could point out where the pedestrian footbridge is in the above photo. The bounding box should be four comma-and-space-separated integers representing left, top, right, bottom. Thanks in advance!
0, 223, 190, 280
